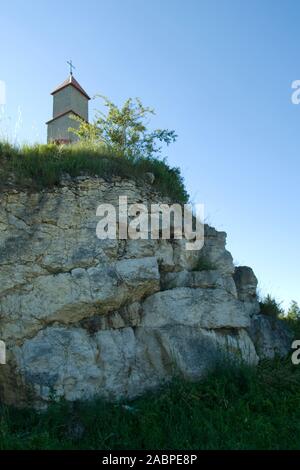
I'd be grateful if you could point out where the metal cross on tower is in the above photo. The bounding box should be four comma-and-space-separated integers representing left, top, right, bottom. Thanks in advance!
67, 60, 76, 76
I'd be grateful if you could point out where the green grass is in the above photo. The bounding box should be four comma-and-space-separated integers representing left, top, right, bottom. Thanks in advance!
1, 358, 300, 450
0, 141, 188, 203
192, 255, 216, 271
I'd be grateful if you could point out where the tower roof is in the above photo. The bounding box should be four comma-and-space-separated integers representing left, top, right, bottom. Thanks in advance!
46, 109, 86, 125
51, 74, 90, 100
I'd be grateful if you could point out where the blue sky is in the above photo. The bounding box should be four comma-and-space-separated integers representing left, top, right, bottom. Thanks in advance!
1, 0, 299, 309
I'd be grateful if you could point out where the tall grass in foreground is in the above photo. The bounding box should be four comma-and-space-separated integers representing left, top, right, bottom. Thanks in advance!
1, 358, 300, 450
0, 141, 188, 203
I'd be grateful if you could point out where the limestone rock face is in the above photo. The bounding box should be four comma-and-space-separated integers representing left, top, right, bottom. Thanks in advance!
0, 177, 290, 407
248, 314, 293, 359
141, 288, 251, 329
233, 266, 258, 302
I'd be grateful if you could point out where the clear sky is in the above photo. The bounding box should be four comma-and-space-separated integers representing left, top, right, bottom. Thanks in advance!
1, 0, 299, 309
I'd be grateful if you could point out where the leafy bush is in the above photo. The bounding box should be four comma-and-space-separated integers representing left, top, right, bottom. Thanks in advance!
69, 96, 177, 160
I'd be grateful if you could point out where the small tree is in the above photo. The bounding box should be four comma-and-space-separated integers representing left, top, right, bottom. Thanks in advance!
287, 300, 300, 320
259, 294, 284, 318
70, 96, 177, 160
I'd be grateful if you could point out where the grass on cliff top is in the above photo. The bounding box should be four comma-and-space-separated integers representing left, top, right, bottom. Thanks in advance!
0, 141, 188, 203
1, 357, 300, 450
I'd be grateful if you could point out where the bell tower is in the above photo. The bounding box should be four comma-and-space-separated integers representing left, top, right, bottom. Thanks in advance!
46, 61, 90, 144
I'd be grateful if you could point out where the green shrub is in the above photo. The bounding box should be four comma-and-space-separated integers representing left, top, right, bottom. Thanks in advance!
286, 300, 300, 321
0, 141, 19, 160
69, 95, 177, 161
259, 295, 284, 318
282, 301, 300, 338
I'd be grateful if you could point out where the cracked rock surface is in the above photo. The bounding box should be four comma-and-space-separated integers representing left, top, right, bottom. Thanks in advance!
0, 177, 290, 407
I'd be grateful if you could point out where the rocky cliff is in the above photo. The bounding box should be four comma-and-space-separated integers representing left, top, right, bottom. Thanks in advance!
0, 177, 291, 407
